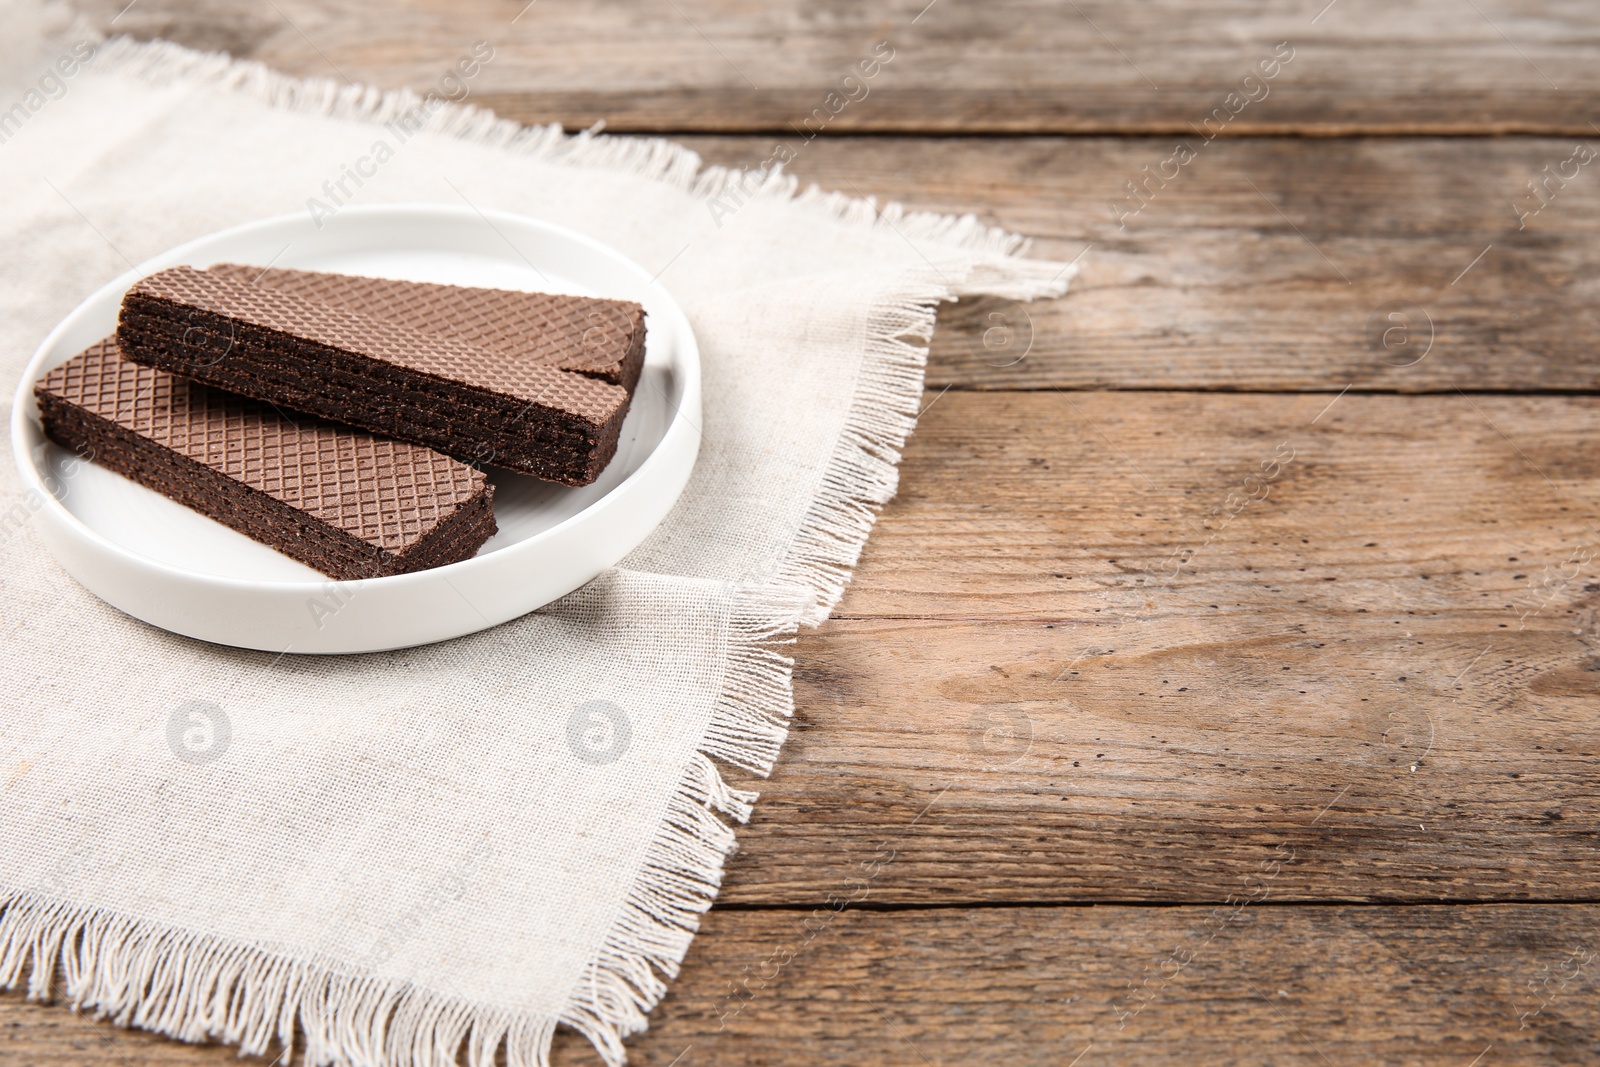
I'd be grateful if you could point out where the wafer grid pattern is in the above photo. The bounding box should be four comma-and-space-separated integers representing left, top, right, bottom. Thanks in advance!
38, 339, 486, 551
208, 263, 645, 382
131, 268, 627, 418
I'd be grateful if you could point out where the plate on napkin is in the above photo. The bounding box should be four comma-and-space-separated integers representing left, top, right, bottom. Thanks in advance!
9, 204, 702, 654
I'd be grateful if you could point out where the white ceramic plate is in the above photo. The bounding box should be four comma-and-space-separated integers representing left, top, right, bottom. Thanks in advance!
10, 205, 701, 654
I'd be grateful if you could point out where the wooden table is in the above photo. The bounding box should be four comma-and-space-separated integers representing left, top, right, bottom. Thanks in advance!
10, 2, 1600, 1064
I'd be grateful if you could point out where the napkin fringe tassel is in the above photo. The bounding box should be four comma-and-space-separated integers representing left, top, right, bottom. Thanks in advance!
0, 885, 560, 1066
774, 251, 1072, 625
558, 585, 804, 1066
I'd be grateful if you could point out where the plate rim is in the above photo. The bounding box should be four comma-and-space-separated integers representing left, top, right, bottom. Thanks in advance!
9, 203, 701, 598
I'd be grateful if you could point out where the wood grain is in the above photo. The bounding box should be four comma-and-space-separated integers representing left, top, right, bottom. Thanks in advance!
703, 389, 1600, 903
675, 135, 1600, 393
7, 904, 1598, 1065
837, 389, 1600, 619
75, 0, 1600, 135
554, 904, 1600, 1066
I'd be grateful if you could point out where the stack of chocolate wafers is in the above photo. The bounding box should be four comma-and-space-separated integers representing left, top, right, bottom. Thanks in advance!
34, 265, 647, 580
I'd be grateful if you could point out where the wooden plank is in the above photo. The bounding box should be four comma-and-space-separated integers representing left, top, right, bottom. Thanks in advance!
677, 135, 1600, 393
833, 389, 1600, 619
704, 389, 1600, 903
7, 904, 1598, 1064
550, 904, 1600, 1065
76, 0, 1600, 135
78, 0, 1600, 136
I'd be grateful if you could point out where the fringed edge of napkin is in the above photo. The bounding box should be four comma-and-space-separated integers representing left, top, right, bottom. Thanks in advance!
0, 885, 558, 1067
0, 33, 1078, 1067
557, 584, 805, 1066
771, 253, 1071, 626
0, 586, 805, 1067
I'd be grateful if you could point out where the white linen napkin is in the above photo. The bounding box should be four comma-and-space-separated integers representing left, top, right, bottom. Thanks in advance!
0, 9, 1072, 1065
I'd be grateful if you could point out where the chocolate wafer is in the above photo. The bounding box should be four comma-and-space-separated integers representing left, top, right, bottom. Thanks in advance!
117, 267, 632, 487
35, 338, 497, 580
206, 264, 648, 391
